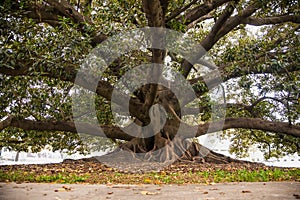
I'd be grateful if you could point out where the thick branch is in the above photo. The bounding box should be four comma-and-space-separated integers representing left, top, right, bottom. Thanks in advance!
166, 0, 198, 22
203, 4, 259, 51
242, 15, 300, 26
222, 118, 300, 138
181, 4, 258, 77
209, 2, 235, 39
44, 0, 108, 46
0, 116, 14, 131
181, 2, 235, 77
0, 63, 145, 120
0, 63, 113, 100
2, 116, 300, 143
10, 0, 107, 47
189, 25, 300, 92
181, 0, 232, 25
180, 4, 300, 78
178, 117, 300, 138
0, 117, 134, 141
44, 0, 92, 25
189, 64, 299, 101
21, 4, 61, 27
186, 14, 214, 29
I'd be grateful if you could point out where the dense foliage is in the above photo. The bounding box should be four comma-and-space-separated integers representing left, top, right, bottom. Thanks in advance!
0, 0, 299, 160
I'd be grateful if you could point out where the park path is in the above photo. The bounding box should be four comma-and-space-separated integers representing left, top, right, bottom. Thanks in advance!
0, 182, 299, 200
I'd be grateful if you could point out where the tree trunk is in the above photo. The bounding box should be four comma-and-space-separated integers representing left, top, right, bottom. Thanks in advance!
95, 133, 248, 173
94, 87, 249, 171
116, 133, 243, 164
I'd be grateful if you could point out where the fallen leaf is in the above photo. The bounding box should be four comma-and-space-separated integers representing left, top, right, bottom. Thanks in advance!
242, 190, 251, 193
107, 191, 113, 195
54, 188, 67, 192
293, 194, 300, 199
203, 191, 209, 194
62, 185, 72, 191
141, 191, 159, 195
141, 191, 148, 195
160, 171, 166, 175
205, 181, 216, 185
144, 178, 152, 184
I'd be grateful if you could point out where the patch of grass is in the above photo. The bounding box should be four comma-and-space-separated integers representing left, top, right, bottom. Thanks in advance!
0, 167, 299, 184
196, 168, 300, 183
0, 170, 88, 184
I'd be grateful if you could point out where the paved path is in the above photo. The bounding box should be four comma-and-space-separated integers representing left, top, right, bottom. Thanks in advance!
0, 182, 299, 200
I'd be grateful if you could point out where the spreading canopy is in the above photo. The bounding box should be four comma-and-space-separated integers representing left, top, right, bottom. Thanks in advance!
0, 0, 299, 159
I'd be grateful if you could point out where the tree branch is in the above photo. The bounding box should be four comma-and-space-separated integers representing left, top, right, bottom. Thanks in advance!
0, 62, 113, 100
0, 116, 14, 131
186, 13, 214, 29
166, 0, 198, 22
180, 5, 300, 79
242, 15, 300, 26
1, 117, 134, 141
204, 4, 259, 51
247, 96, 287, 109
181, 103, 245, 116
21, 4, 61, 27
181, 2, 235, 77
222, 118, 300, 138
44, 0, 108, 47
209, 2, 235, 39
181, 0, 232, 25
9, 0, 107, 47
44, 0, 93, 25
177, 117, 300, 138
0, 63, 145, 120
188, 62, 299, 99
2, 116, 300, 142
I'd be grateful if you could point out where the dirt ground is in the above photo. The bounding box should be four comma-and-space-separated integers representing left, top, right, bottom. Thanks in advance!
0, 181, 299, 200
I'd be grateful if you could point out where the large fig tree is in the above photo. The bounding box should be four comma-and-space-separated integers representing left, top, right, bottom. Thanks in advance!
0, 0, 299, 166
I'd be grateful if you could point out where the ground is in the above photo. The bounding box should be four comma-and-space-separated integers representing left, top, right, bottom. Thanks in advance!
0, 158, 299, 199
0, 182, 299, 200
0, 157, 299, 184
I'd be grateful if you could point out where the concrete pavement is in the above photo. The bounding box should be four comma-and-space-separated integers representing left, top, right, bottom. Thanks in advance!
0, 182, 299, 200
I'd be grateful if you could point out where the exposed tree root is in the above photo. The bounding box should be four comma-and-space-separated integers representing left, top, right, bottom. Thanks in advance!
103, 133, 250, 165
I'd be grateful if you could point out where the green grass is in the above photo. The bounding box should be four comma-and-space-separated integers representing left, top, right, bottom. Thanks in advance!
0, 168, 299, 184
0, 170, 88, 184
141, 168, 300, 184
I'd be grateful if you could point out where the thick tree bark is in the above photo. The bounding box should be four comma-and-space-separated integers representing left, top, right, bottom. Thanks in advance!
0, 116, 133, 141
1, 116, 299, 140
